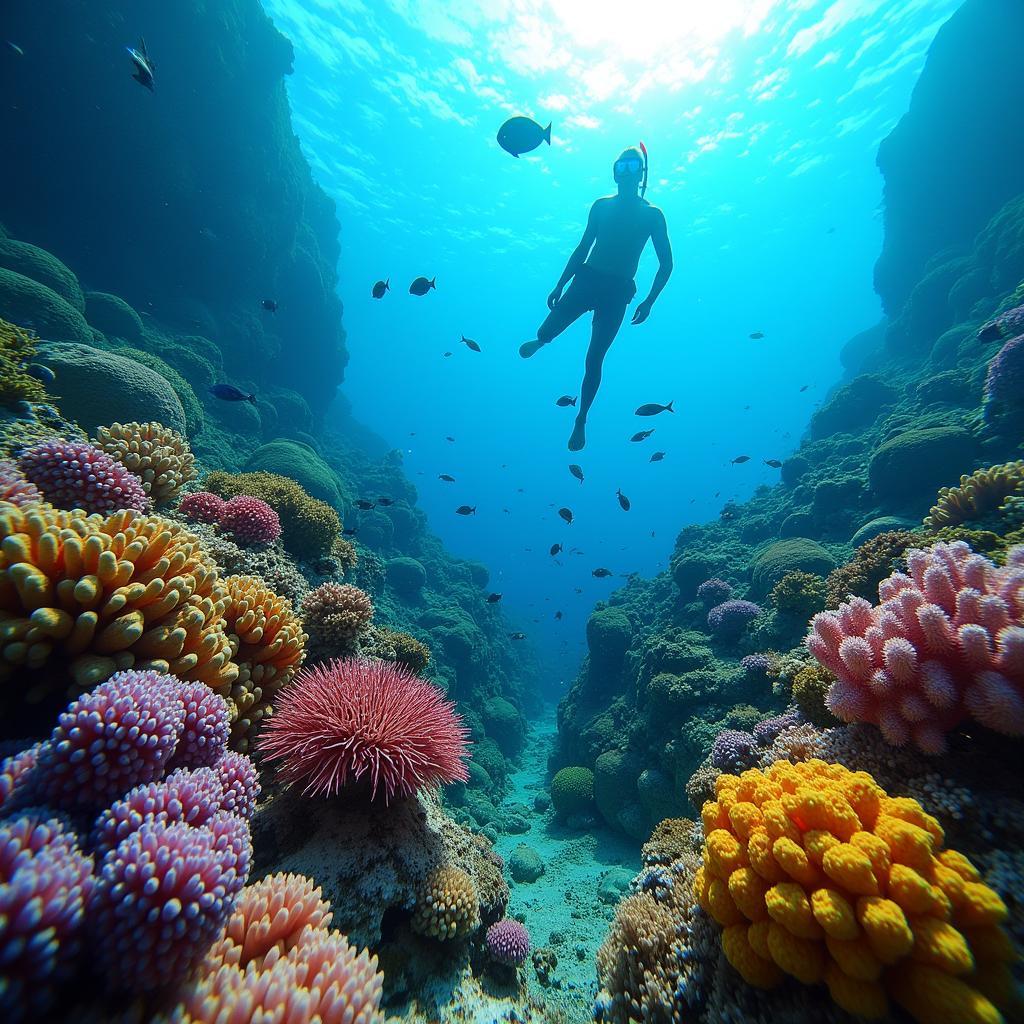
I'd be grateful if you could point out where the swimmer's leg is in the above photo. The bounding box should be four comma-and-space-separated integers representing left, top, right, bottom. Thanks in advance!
568, 303, 628, 451
520, 284, 588, 358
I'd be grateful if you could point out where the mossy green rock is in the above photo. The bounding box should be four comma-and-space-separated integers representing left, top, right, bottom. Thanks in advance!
84, 291, 144, 342
850, 516, 917, 547
0, 268, 91, 343
0, 238, 84, 311
37, 341, 186, 435
586, 606, 632, 663
509, 844, 544, 883
670, 552, 715, 596
117, 346, 204, 437
482, 696, 524, 756
245, 439, 344, 507
809, 374, 897, 439
750, 538, 836, 597
386, 556, 426, 596
594, 749, 645, 837
550, 766, 595, 818
868, 425, 979, 503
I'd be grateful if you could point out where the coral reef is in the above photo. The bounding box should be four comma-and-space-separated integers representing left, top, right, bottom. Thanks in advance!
809, 541, 1024, 752
707, 599, 762, 639
0, 459, 42, 507
411, 865, 481, 940
825, 530, 918, 608
217, 494, 281, 546
179, 490, 226, 523
258, 658, 469, 802
550, 766, 596, 819
486, 919, 531, 967
697, 578, 733, 606
0, 318, 47, 408
924, 461, 1024, 530
93, 421, 196, 506
302, 581, 375, 657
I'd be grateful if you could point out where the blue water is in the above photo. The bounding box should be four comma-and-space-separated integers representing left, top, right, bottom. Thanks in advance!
263, 0, 962, 688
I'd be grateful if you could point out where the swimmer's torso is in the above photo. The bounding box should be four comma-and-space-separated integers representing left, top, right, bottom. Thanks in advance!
584, 195, 658, 280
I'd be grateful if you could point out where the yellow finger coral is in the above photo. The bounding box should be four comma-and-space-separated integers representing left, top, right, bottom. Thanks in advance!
924, 460, 1024, 531
0, 502, 236, 703
695, 759, 1015, 1024
0, 318, 47, 408
94, 421, 197, 506
410, 866, 480, 941
222, 574, 306, 750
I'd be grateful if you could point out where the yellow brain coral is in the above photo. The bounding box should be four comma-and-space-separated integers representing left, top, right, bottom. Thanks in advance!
0, 502, 236, 700
205, 470, 341, 559
94, 421, 197, 506
695, 759, 1015, 1024
411, 866, 480, 941
924, 460, 1024, 531
222, 574, 306, 750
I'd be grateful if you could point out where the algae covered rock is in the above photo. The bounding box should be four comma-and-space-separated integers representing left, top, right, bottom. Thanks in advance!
37, 341, 187, 434
0, 238, 84, 311
594, 749, 646, 839
849, 515, 916, 546
868, 425, 978, 503
549, 766, 595, 819
586, 606, 632, 667
386, 555, 427, 597
84, 291, 144, 342
750, 537, 835, 597
509, 843, 544, 883
669, 551, 714, 596
246, 439, 344, 507
0, 267, 92, 343
809, 374, 897, 439
482, 697, 524, 756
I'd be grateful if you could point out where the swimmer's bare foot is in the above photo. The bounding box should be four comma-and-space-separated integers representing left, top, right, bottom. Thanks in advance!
568, 419, 586, 451
519, 339, 547, 359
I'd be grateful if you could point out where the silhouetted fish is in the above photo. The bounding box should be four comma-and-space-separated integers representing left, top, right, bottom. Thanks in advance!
574, 587, 583, 594
210, 384, 256, 405
497, 115, 551, 157
763, 459, 782, 468
446, 436, 456, 442
439, 474, 456, 482
487, 593, 503, 603
372, 278, 389, 298
409, 276, 436, 295
261, 299, 278, 312
508, 631, 527, 640
616, 489, 630, 511
799, 384, 810, 392
554, 611, 563, 620
650, 451, 665, 462
556, 395, 577, 407
126, 38, 154, 91
455, 505, 476, 515
635, 401, 673, 416
377, 497, 394, 506
443, 351, 452, 357
355, 499, 376, 510
592, 567, 612, 578
569, 464, 584, 483
549, 543, 562, 556
5, 41, 24, 56
457, 335, 479, 353
749, 331, 764, 339
630, 429, 654, 442
731, 455, 750, 464
558, 507, 573, 525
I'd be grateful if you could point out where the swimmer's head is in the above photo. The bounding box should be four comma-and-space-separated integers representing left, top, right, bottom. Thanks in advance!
613, 147, 644, 184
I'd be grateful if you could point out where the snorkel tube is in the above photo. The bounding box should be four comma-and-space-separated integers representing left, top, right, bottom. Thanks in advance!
638, 140, 649, 198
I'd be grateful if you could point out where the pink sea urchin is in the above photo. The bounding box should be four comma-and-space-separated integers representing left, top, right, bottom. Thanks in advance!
217, 494, 281, 546
179, 489, 226, 523
258, 658, 470, 803
486, 918, 530, 966
18, 438, 149, 514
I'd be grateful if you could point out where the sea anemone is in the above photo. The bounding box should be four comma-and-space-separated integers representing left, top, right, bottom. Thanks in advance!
258, 658, 470, 802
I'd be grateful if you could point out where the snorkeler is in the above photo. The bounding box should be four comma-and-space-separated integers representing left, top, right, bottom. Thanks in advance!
520, 144, 673, 451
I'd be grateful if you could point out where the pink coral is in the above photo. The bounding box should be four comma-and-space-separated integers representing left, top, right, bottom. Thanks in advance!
486, 918, 530, 966
167, 681, 231, 771
179, 490, 226, 523
258, 658, 470, 803
0, 459, 42, 508
217, 494, 281, 546
214, 750, 261, 819
18, 439, 149, 514
807, 541, 1024, 752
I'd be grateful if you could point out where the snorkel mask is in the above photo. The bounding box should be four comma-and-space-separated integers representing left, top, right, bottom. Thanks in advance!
613, 143, 649, 197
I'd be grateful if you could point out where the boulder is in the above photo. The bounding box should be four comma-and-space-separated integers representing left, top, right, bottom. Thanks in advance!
750, 538, 836, 598
868, 425, 978, 504
0, 238, 84, 311
245, 439, 345, 507
84, 291, 145, 342
0, 268, 91, 344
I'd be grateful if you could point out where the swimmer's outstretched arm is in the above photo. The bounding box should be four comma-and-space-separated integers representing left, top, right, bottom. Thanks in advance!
632, 209, 673, 324
548, 202, 599, 309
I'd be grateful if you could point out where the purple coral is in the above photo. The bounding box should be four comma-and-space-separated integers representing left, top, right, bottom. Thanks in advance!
0, 747, 39, 814
213, 750, 261, 819
0, 811, 94, 1020
167, 681, 230, 771
18, 438, 149, 515
710, 729, 758, 771
752, 709, 801, 747
90, 767, 225, 858
89, 818, 248, 992
0, 460, 42, 508
706, 599, 762, 639
34, 670, 185, 810
979, 302, 1024, 341
983, 333, 1024, 413
696, 578, 733, 606
740, 653, 772, 678
486, 918, 530, 966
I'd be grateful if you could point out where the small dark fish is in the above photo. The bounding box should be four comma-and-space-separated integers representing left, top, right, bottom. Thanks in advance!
749, 331, 764, 339
574, 587, 583, 594
799, 384, 810, 392
443, 352, 453, 357
714, 491, 720, 498
445, 436, 456, 442
439, 474, 456, 482
554, 611, 563, 620
503, 508, 511, 513
569, 464, 584, 483
497, 116, 551, 158
763, 459, 783, 468
355, 499, 376, 510
261, 299, 278, 312
377, 497, 394, 506
5, 41, 24, 56
516, 488, 524, 493
210, 383, 256, 405
460, 335, 481, 353
342, 528, 358, 536
455, 505, 476, 515
558, 507, 573, 525
556, 395, 577, 407
592, 567, 612, 578
487, 593, 503, 604
549, 543, 563, 556
409, 276, 436, 296
635, 401, 673, 416
616, 489, 631, 511
630, 429, 655, 442
508, 631, 527, 640
650, 451, 665, 462
127, 38, 154, 91
731, 455, 751, 464
371, 278, 389, 298
27, 363, 56, 385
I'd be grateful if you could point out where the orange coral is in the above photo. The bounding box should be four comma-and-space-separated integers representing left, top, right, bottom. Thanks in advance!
94, 421, 196, 506
222, 574, 306, 750
923, 460, 1024, 531
695, 759, 1015, 1023
411, 866, 480, 941
0, 502, 236, 702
